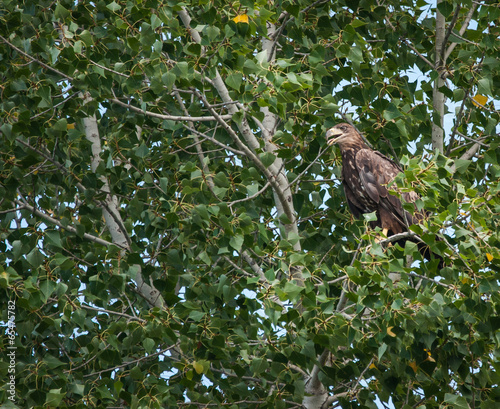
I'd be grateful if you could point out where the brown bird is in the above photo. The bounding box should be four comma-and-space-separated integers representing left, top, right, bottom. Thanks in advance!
326, 123, 440, 265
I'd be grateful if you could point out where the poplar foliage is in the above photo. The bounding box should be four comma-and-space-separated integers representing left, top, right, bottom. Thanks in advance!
1, 0, 500, 408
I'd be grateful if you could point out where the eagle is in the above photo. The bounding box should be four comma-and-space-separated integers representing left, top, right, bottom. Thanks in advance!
326, 123, 440, 264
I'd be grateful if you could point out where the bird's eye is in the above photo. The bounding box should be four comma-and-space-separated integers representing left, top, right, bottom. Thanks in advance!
340, 126, 347, 132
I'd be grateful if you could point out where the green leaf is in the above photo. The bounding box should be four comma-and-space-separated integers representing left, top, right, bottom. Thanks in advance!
477, 77, 492, 96
452, 159, 471, 174
46, 231, 63, 248
348, 47, 363, 63
259, 152, 276, 167
363, 211, 378, 222
45, 355, 65, 369
46, 389, 65, 407
226, 73, 243, 90
54, 3, 70, 20
437, 1, 454, 17
0, 123, 13, 141
444, 393, 470, 409
188, 310, 205, 321
229, 234, 244, 252
205, 26, 220, 41
106, 1, 121, 12
383, 103, 402, 121
143, 338, 155, 353
135, 143, 149, 158
378, 343, 388, 360
27, 248, 44, 267
40, 280, 56, 302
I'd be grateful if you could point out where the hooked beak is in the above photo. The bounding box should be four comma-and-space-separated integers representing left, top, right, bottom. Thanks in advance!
326, 127, 343, 146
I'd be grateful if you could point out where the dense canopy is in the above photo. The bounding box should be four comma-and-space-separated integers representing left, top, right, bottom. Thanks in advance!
1, 1, 500, 409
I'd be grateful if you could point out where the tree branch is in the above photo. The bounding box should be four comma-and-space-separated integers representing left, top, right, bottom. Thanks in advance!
408, 272, 464, 296
13, 198, 123, 249
81, 345, 179, 378
227, 181, 271, 205
193, 89, 296, 224
0, 34, 73, 81
83, 93, 164, 309
181, 123, 246, 156
110, 97, 233, 122
444, 3, 479, 61
442, 5, 462, 58
79, 304, 146, 323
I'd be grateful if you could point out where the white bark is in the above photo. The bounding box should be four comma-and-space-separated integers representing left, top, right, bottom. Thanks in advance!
443, 3, 479, 61
177, 9, 300, 247
82, 93, 164, 308
432, 0, 446, 154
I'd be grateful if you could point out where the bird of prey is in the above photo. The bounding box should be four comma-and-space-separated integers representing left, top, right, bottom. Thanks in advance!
326, 123, 439, 264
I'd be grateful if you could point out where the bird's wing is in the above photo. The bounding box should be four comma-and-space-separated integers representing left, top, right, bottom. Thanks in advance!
343, 182, 367, 218
355, 149, 417, 227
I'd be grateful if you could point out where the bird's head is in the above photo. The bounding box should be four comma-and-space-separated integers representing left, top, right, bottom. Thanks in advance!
325, 123, 365, 150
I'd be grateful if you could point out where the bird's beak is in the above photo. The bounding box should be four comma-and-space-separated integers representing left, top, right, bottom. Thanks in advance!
326, 128, 343, 145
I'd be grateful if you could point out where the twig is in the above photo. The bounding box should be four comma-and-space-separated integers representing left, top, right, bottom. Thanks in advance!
13, 198, 124, 249
408, 272, 464, 296
444, 3, 479, 61
456, 131, 490, 148
79, 304, 146, 323
182, 123, 246, 156
376, 231, 421, 245
30, 90, 78, 120
401, 38, 435, 70
227, 181, 271, 205
89, 59, 130, 78
467, 95, 500, 113
110, 97, 233, 122
0, 34, 73, 80
291, 147, 326, 193
82, 345, 179, 378
442, 5, 462, 57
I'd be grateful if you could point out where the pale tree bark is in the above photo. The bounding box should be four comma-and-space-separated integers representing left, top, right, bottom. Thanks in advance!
0, 32, 166, 308
433, 1, 479, 155
177, 9, 302, 261
178, 7, 326, 405
82, 94, 164, 309
432, 0, 446, 154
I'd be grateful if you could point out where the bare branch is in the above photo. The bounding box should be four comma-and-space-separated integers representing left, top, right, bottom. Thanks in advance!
227, 181, 271, 206
458, 141, 481, 161
110, 97, 233, 122
193, 89, 296, 223
401, 38, 435, 70
89, 59, 130, 78
177, 7, 204, 51
456, 131, 490, 149
79, 304, 146, 323
291, 148, 326, 193
13, 198, 123, 249
181, 123, 246, 156
442, 5, 462, 57
444, 3, 479, 61
0, 34, 73, 81
408, 272, 464, 296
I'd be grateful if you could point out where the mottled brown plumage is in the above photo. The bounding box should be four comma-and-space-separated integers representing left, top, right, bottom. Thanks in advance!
326, 123, 439, 264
